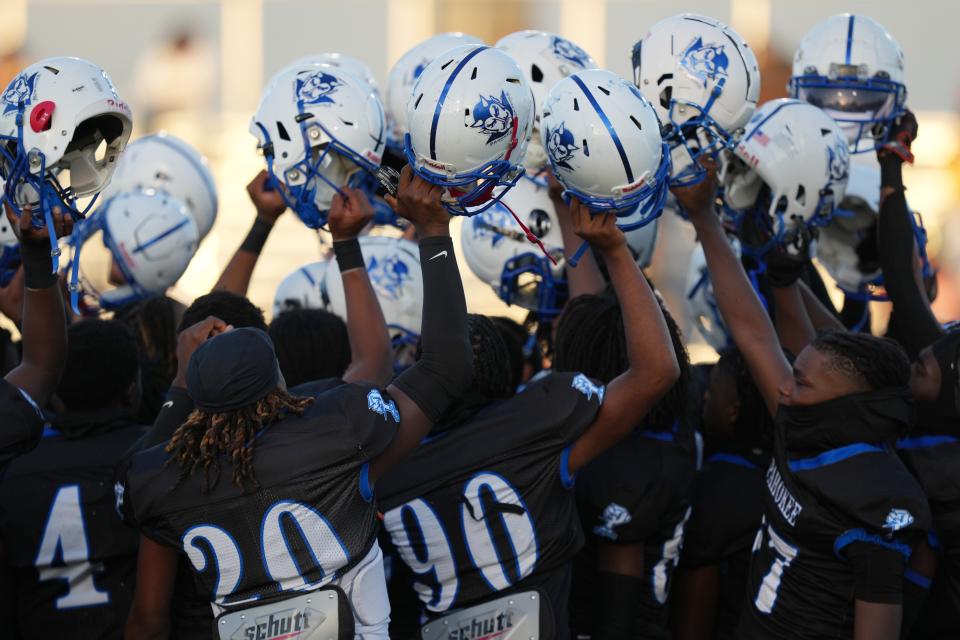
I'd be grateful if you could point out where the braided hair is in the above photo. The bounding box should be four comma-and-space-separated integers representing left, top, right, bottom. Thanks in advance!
812, 330, 910, 391
465, 314, 515, 401
554, 286, 694, 430
269, 309, 351, 387
166, 389, 314, 492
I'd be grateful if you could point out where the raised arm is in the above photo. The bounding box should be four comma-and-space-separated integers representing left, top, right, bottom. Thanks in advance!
799, 280, 845, 332
566, 202, 680, 473
369, 167, 472, 481
549, 172, 605, 297
876, 112, 942, 359
674, 159, 791, 416
765, 240, 818, 358
5, 206, 72, 405
327, 188, 393, 387
212, 171, 286, 295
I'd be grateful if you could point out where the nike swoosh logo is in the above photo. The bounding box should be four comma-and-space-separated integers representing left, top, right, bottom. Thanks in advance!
161, 400, 174, 410
430, 251, 448, 261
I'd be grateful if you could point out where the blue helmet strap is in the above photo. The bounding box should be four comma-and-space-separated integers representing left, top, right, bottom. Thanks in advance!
667, 77, 728, 187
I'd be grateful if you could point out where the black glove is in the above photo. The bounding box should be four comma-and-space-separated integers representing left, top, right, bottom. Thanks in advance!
765, 224, 815, 288
878, 109, 918, 165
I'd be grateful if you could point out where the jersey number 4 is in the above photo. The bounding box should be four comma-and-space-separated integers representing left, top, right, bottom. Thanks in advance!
751, 518, 799, 614
383, 473, 538, 613
35, 484, 111, 609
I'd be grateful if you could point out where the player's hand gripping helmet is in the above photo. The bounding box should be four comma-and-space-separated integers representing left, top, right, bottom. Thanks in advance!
632, 14, 760, 187
272, 260, 330, 317
0, 57, 132, 269
250, 64, 385, 229
461, 177, 566, 318
68, 190, 199, 312
405, 44, 534, 216
789, 14, 906, 153
541, 69, 670, 231
495, 30, 598, 177
385, 33, 484, 153
722, 99, 850, 255
102, 132, 217, 239
321, 235, 423, 349
685, 238, 741, 351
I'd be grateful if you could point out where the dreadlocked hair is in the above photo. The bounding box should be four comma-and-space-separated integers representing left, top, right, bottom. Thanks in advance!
715, 347, 772, 446
554, 286, 694, 431
465, 314, 515, 400
811, 330, 910, 391
166, 389, 314, 493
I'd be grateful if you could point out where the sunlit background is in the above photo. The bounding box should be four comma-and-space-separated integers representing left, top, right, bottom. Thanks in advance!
2, 0, 958, 361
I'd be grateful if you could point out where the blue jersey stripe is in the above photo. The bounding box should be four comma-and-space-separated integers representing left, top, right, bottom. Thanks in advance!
895, 434, 960, 450
570, 74, 634, 183
787, 442, 884, 473
707, 452, 759, 469
429, 45, 488, 161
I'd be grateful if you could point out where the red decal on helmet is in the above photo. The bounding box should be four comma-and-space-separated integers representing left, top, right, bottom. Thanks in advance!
29, 101, 55, 133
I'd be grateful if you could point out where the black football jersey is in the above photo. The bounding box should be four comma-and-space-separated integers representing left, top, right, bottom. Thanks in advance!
376, 372, 604, 634
896, 435, 960, 636
122, 382, 396, 611
569, 422, 698, 638
738, 431, 930, 639
0, 417, 147, 640
0, 379, 44, 475
679, 448, 769, 640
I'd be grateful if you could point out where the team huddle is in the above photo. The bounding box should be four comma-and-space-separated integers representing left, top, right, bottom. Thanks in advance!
0, 9, 956, 640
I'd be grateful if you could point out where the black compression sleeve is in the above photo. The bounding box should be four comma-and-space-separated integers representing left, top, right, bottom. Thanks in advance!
239, 217, 273, 255
20, 240, 56, 289
845, 541, 907, 604
900, 571, 931, 637
877, 160, 942, 359
593, 571, 644, 639
392, 235, 472, 422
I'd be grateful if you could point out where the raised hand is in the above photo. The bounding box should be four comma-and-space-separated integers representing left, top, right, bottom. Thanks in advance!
570, 197, 626, 254
385, 165, 449, 237
329, 187, 374, 241
172, 316, 233, 388
878, 109, 918, 164
670, 156, 720, 220
246, 170, 287, 223
6, 204, 74, 245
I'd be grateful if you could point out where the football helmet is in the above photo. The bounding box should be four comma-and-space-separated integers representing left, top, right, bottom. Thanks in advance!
685, 238, 741, 351
101, 132, 218, 239
723, 99, 849, 254
321, 235, 422, 347
632, 14, 760, 186
0, 57, 132, 269
460, 177, 566, 318
541, 69, 670, 230
496, 30, 598, 175
385, 32, 484, 152
625, 217, 659, 269
281, 53, 380, 99
68, 190, 199, 311
405, 44, 534, 216
250, 64, 385, 229
789, 14, 906, 153
272, 260, 330, 317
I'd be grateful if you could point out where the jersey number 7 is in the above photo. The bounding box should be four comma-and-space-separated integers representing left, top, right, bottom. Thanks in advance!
751, 518, 799, 614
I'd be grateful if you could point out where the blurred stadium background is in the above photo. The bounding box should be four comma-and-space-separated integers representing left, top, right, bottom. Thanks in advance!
2, 0, 958, 361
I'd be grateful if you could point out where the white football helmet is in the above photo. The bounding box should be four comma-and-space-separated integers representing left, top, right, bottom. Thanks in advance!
250, 64, 385, 229
541, 69, 669, 230
461, 177, 566, 317
723, 99, 849, 252
625, 218, 660, 269
789, 14, 906, 153
685, 238, 741, 351
272, 260, 330, 317
405, 44, 534, 216
0, 214, 19, 287
632, 14, 760, 186
496, 30, 598, 174
0, 57, 132, 268
101, 132, 218, 239
385, 33, 484, 151
281, 53, 380, 99
321, 236, 423, 347
69, 191, 199, 311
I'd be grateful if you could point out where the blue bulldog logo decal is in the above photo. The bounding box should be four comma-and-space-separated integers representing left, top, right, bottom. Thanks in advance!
545, 122, 580, 170
552, 36, 592, 69
296, 70, 344, 105
367, 254, 412, 301
3, 72, 38, 115
467, 91, 516, 145
680, 37, 729, 87
827, 138, 850, 183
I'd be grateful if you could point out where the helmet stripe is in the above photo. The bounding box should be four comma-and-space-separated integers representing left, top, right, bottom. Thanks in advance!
844, 15, 855, 65
130, 216, 192, 254
570, 74, 633, 183
429, 45, 489, 161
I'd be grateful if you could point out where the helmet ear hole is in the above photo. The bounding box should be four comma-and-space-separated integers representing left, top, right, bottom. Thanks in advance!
531, 64, 544, 83
795, 184, 806, 207
276, 122, 291, 142
659, 86, 672, 110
